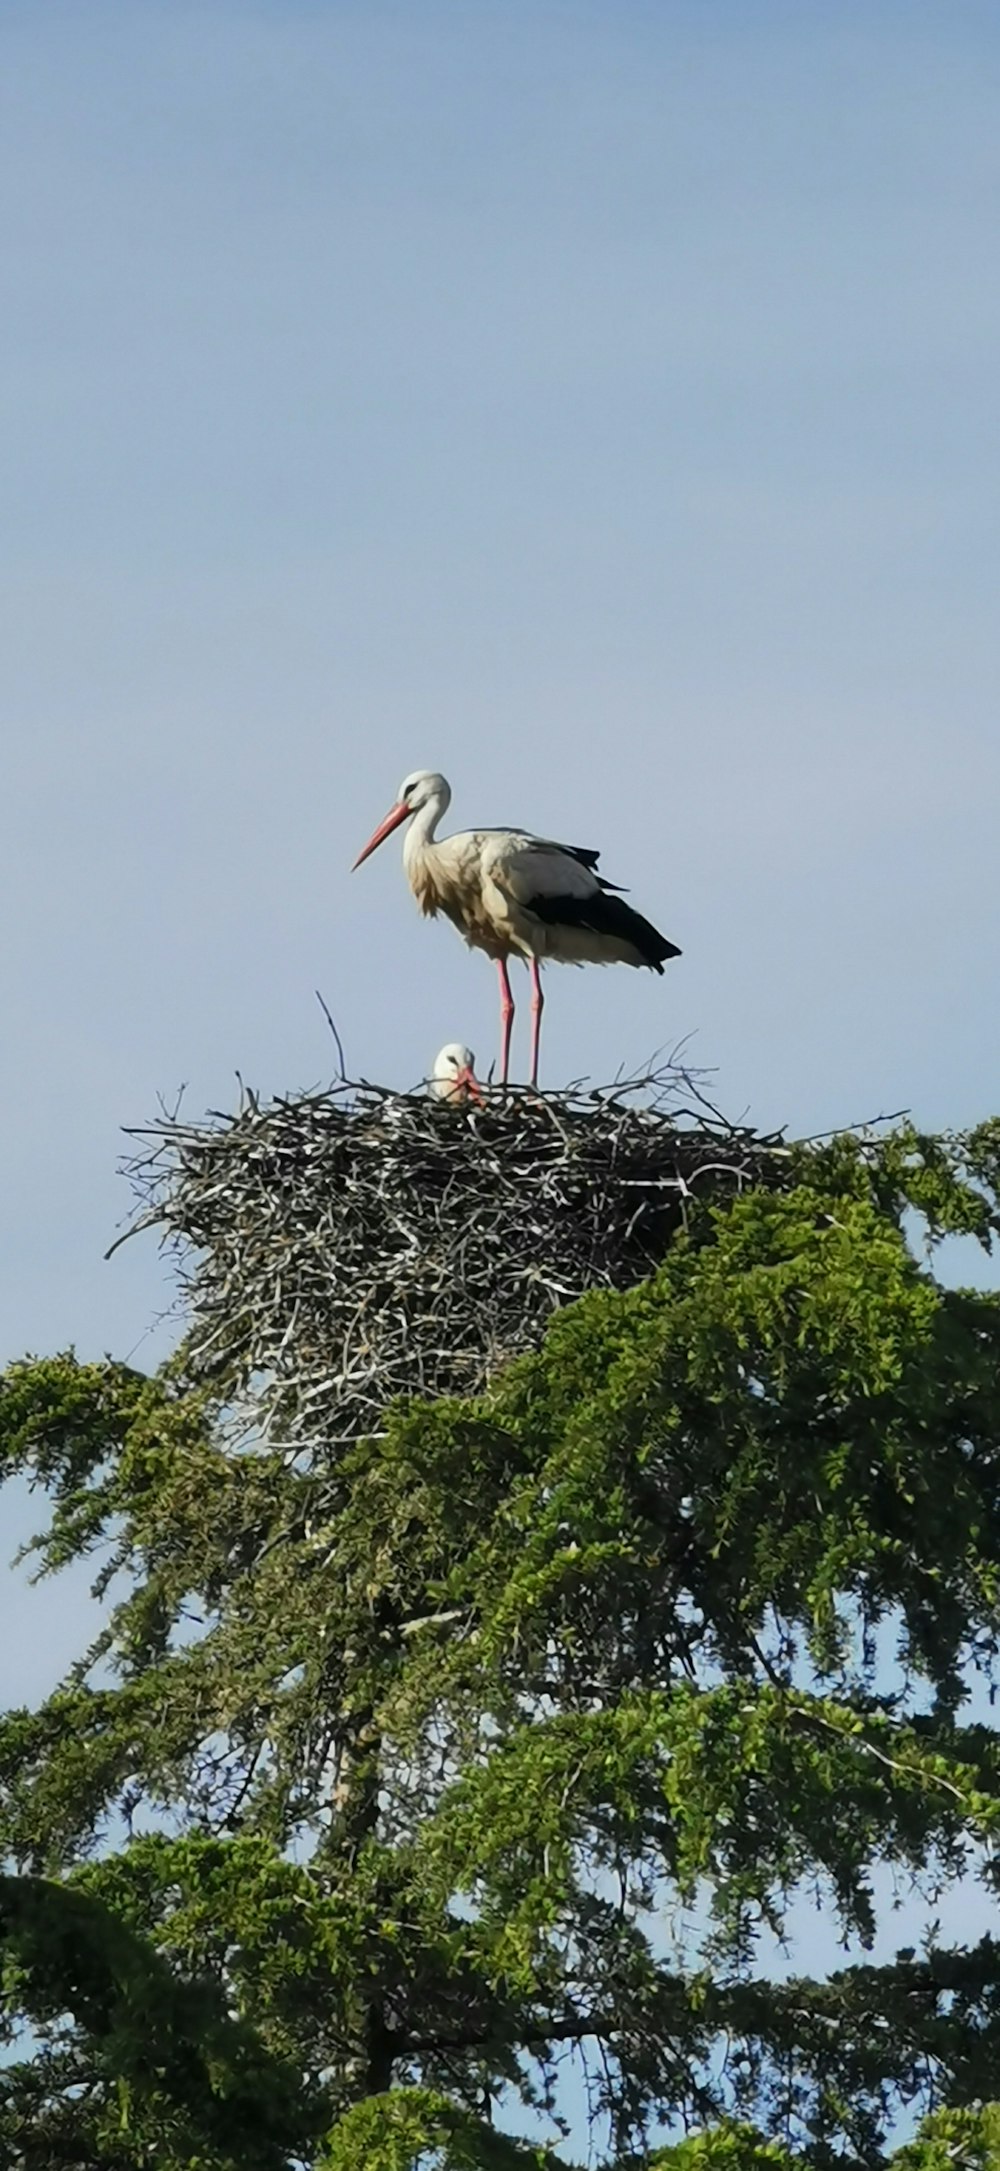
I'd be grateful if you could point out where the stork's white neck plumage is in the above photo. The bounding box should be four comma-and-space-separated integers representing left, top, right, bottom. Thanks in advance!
403, 776, 451, 869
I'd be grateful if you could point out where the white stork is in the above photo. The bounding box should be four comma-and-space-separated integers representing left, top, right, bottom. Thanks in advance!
353, 770, 680, 1087
429, 1043, 484, 1105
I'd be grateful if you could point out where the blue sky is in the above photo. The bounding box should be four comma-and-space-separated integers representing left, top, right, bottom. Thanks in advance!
3, 3, 1000, 1370
2, 2, 1000, 2129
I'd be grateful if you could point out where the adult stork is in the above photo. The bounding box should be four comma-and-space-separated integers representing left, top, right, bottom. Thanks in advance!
428, 1042, 484, 1105
353, 770, 680, 1087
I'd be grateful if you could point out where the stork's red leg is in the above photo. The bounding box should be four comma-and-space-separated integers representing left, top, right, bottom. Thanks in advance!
497, 958, 515, 1087
529, 958, 545, 1089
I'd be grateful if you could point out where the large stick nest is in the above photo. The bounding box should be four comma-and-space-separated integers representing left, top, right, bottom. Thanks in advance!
119, 1071, 792, 1457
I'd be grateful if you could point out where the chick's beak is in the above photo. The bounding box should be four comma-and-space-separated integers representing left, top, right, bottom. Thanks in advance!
456, 1064, 484, 1105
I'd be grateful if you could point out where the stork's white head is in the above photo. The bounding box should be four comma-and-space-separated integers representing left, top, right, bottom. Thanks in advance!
429, 1042, 483, 1105
398, 769, 451, 813
351, 771, 451, 870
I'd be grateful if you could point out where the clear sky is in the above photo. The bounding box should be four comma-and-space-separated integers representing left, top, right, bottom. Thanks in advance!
4, 0, 1000, 1368
2, 0, 1000, 2064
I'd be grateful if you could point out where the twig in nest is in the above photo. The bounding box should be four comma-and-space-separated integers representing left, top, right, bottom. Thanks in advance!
315, 990, 348, 1080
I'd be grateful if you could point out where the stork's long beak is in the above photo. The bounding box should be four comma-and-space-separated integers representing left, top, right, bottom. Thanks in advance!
456, 1063, 484, 1105
351, 801, 410, 871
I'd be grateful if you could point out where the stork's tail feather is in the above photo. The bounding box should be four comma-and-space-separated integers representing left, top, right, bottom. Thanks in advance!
529, 888, 681, 970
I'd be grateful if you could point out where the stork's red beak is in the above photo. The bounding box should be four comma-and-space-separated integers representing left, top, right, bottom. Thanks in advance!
351, 800, 410, 871
456, 1063, 484, 1105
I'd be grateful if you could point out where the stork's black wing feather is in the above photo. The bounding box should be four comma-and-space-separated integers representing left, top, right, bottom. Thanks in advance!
526, 888, 682, 971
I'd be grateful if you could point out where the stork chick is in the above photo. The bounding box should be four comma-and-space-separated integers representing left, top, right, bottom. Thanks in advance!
429, 1042, 484, 1105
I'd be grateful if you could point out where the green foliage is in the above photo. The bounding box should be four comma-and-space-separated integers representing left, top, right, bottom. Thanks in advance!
2, 1120, 1000, 2164
893, 2104, 1000, 2171
0, 1869, 317, 2167
320, 2087, 559, 2169
645, 2127, 801, 2171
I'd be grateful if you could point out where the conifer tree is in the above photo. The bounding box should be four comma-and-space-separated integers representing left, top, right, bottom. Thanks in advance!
3, 1113, 1000, 2167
